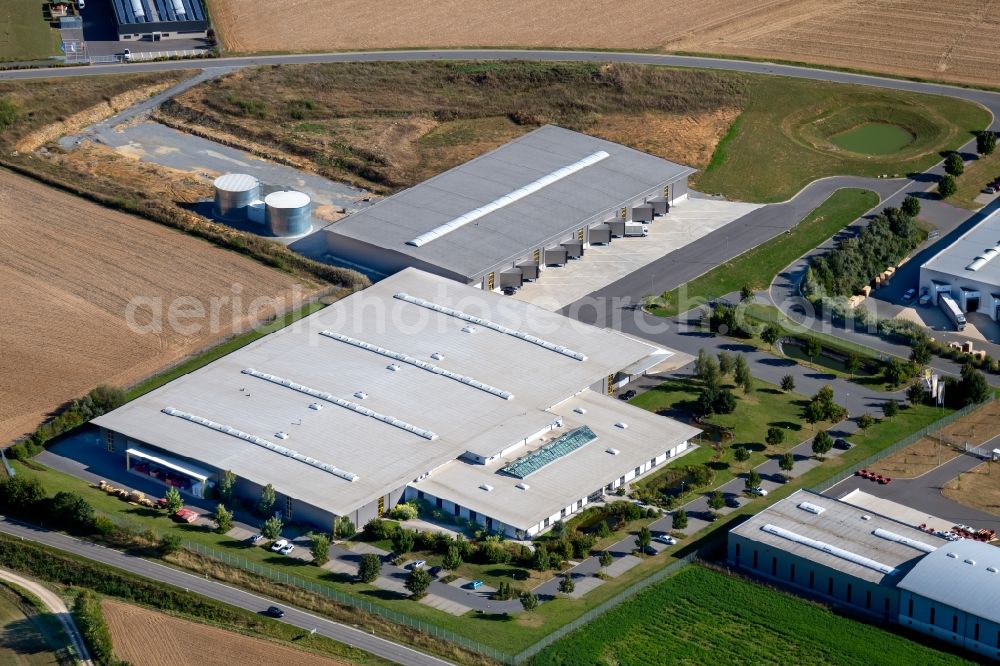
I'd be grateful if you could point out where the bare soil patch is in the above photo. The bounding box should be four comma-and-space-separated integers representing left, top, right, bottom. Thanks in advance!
0, 169, 315, 444
867, 438, 959, 479
207, 0, 1000, 88
943, 462, 1000, 517
102, 599, 349, 666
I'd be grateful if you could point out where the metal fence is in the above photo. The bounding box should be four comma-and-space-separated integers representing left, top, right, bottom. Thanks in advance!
810, 395, 995, 493
127, 49, 206, 62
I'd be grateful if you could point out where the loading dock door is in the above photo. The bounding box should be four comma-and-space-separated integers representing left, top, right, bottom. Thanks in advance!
544, 246, 568, 265
589, 225, 612, 245
647, 197, 668, 216
517, 260, 539, 281
608, 220, 626, 238
962, 288, 980, 313
631, 204, 654, 222
561, 239, 584, 258
498, 267, 523, 289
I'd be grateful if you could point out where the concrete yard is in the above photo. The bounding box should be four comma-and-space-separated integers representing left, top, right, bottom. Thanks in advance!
419, 593, 473, 616
601, 553, 641, 578
514, 196, 762, 310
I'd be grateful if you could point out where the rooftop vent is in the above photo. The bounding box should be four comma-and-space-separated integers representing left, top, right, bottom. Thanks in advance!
872, 528, 937, 553
387, 363, 401, 372
615, 422, 628, 429
354, 391, 368, 400
308, 403, 323, 410
574, 407, 587, 414
431, 352, 445, 361
798, 502, 826, 515
275, 431, 289, 440
554, 417, 564, 428
606, 447, 620, 455
964, 559, 976, 566
946, 552, 958, 559
462, 325, 476, 333
987, 567, 998, 573
516, 482, 530, 490
480, 483, 494, 492
861, 515, 871, 521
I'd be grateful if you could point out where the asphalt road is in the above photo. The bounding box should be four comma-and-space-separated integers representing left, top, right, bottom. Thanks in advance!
0, 517, 449, 666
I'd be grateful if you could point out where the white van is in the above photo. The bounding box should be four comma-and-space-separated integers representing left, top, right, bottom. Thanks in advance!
624, 222, 648, 237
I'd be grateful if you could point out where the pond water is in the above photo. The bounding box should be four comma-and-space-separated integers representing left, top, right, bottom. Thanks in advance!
830, 123, 914, 155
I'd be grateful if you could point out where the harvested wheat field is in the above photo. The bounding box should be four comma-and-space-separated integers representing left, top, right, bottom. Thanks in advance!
102, 600, 349, 666
0, 169, 316, 444
208, 0, 1000, 88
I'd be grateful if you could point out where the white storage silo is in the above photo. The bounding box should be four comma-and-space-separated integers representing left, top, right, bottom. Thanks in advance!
264, 190, 311, 236
213, 174, 261, 221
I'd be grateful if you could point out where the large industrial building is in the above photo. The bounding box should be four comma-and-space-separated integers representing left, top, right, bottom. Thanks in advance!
729, 490, 1000, 660
305, 125, 694, 289
110, 0, 210, 41
920, 209, 1000, 322
93, 268, 699, 538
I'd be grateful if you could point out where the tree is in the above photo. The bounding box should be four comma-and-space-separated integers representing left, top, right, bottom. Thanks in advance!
740, 284, 754, 303
217, 470, 237, 505
311, 534, 330, 565
519, 591, 539, 611
805, 338, 822, 361
745, 469, 761, 490
405, 568, 432, 599
159, 533, 182, 556
938, 174, 957, 198
907, 382, 928, 406
714, 388, 738, 414
598, 551, 614, 568
901, 195, 921, 217
672, 509, 688, 530
0, 476, 45, 513
443, 544, 462, 570
780, 374, 795, 392
333, 515, 356, 539
779, 453, 795, 476
358, 553, 382, 583
694, 349, 709, 378
845, 353, 861, 375
558, 575, 576, 594
45, 492, 95, 534
958, 363, 991, 405
977, 130, 997, 156
765, 427, 785, 449
261, 515, 283, 540
596, 521, 611, 539
884, 358, 910, 387
804, 400, 824, 426
857, 412, 876, 433
944, 153, 964, 176
164, 487, 183, 513
812, 430, 833, 458
635, 526, 652, 551
707, 491, 725, 511
531, 546, 550, 572
761, 325, 780, 349
807, 385, 846, 423
883, 398, 899, 419
733, 445, 750, 464
911, 341, 932, 366
734, 353, 750, 385
392, 528, 415, 555
257, 483, 276, 517
214, 503, 233, 534
718, 351, 735, 376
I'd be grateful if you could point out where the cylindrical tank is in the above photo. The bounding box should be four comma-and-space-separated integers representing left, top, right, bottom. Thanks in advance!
213, 173, 261, 221
265, 190, 311, 236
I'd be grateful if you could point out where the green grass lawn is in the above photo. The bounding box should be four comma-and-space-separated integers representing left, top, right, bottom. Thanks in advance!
0, 1, 62, 62
0, 584, 63, 666
530, 565, 972, 666
630, 376, 813, 497
694, 76, 991, 202
831, 122, 915, 154
649, 188, 878, 316
949, 147, 1000, 210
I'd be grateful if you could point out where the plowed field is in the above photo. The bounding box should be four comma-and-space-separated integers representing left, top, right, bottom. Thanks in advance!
102, 600, 349, 666
0, 170, 314, 444
208, 0, 1000, 87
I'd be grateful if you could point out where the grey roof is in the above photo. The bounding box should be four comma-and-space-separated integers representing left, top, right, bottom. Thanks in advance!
324, 125, 694, 279
94, 268, 674, 518
897, 539, 1000, 622
921, 210, 1000, 286
730, 490, 945, 584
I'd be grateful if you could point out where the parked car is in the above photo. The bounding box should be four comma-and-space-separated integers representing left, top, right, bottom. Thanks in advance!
270, 539, 289, 552
984, 184, 998, 195
902, 288, 916, 302
918, 288, 931, 306
466, 579, 484, 590
409, 559, 426, 569
620, 389, 637, 400
654, 534, 677, 546
121, 48, 131, 62
279, 543, 295, 555
747, 486, 768, 497
265, 606, 284, 618
834, 438, 854, 450
725, 496, 741, 509
428, 566, 443, 577
501, 287, 517, 296
927, 229, 940, 239
247, 533, 265, 545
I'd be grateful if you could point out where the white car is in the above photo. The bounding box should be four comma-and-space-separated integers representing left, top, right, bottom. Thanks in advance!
654, 534, 677, 546
279, 543, 295, 555
410, 559, 427, 569
270, 538, 289, 552
902, 288, 916, 302
748, 486, 769, 497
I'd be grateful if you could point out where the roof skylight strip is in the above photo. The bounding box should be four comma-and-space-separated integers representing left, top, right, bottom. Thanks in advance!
160, 407, 360, 482
240, 368, 438, 440
405, 150, 610, 247
319, 331, 514, 400
871, 528, 938, 553
393, 293, 587, 361
500, 426, 597, 478
762, 524, 899, 576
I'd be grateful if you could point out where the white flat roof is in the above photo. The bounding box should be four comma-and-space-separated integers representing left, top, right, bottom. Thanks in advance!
412, 390, 700, 531
921, 210, 1000, 287
95, 268, 668, 517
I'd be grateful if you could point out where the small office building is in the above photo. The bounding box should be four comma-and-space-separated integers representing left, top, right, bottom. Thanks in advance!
311, 125, 694, 289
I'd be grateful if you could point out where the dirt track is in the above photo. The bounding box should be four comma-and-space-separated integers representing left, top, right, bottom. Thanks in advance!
102, 600, 349, 666
208, 0, 1000, 87
0, 169, 313, 444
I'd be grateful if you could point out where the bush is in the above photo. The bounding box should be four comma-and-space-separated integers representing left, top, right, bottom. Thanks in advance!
443, 544, 462, 570
901, 195, 921, 217
0, 98, 21, 132
358, 553, 381, 583
333, 515, 356, 539
391, 528, 416, 555
214, 504, 233, 534
364, 518, 396, 540
389, 501, 419, 521
159, 533, 182, 556
943, 152, 964, 176
672, 509, 688, 530
310, 534, 330, 566
558, 575, 575, 594
520, 590, 539, 611
73, 589, 122, 666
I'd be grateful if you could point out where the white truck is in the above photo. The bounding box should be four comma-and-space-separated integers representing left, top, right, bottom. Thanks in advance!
624, 222, 648, 237
939, 293, 966, 331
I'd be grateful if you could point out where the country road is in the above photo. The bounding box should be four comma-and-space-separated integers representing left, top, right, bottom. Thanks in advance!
0, 567, 94, 666
0, 517, 450, 666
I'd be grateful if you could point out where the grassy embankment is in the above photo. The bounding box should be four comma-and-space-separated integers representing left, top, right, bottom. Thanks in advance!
648, 188, 879, 317
696, 75, 991, 202
949, 146, 1000, 210
531, 565, 973, 666
0, 581, 69, 665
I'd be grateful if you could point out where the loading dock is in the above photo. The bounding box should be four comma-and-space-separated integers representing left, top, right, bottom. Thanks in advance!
544, 246, 568, 265
631, 204, 655, 222
647, 197, 669, 216
498, 267, 524, 290
589, 225, 612, 245
561, 239, 584, 259
517, 260, 539, 281
608, 219, 626, 238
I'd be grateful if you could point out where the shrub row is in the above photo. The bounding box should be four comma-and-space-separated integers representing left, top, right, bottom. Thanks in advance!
8, 385, 124, 459
73, 589, 125, 666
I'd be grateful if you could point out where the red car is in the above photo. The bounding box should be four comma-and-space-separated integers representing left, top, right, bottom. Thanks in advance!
878, 476, 892, 485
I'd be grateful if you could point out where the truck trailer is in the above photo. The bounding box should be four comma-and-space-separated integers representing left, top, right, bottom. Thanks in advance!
939, 293, 967, 331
